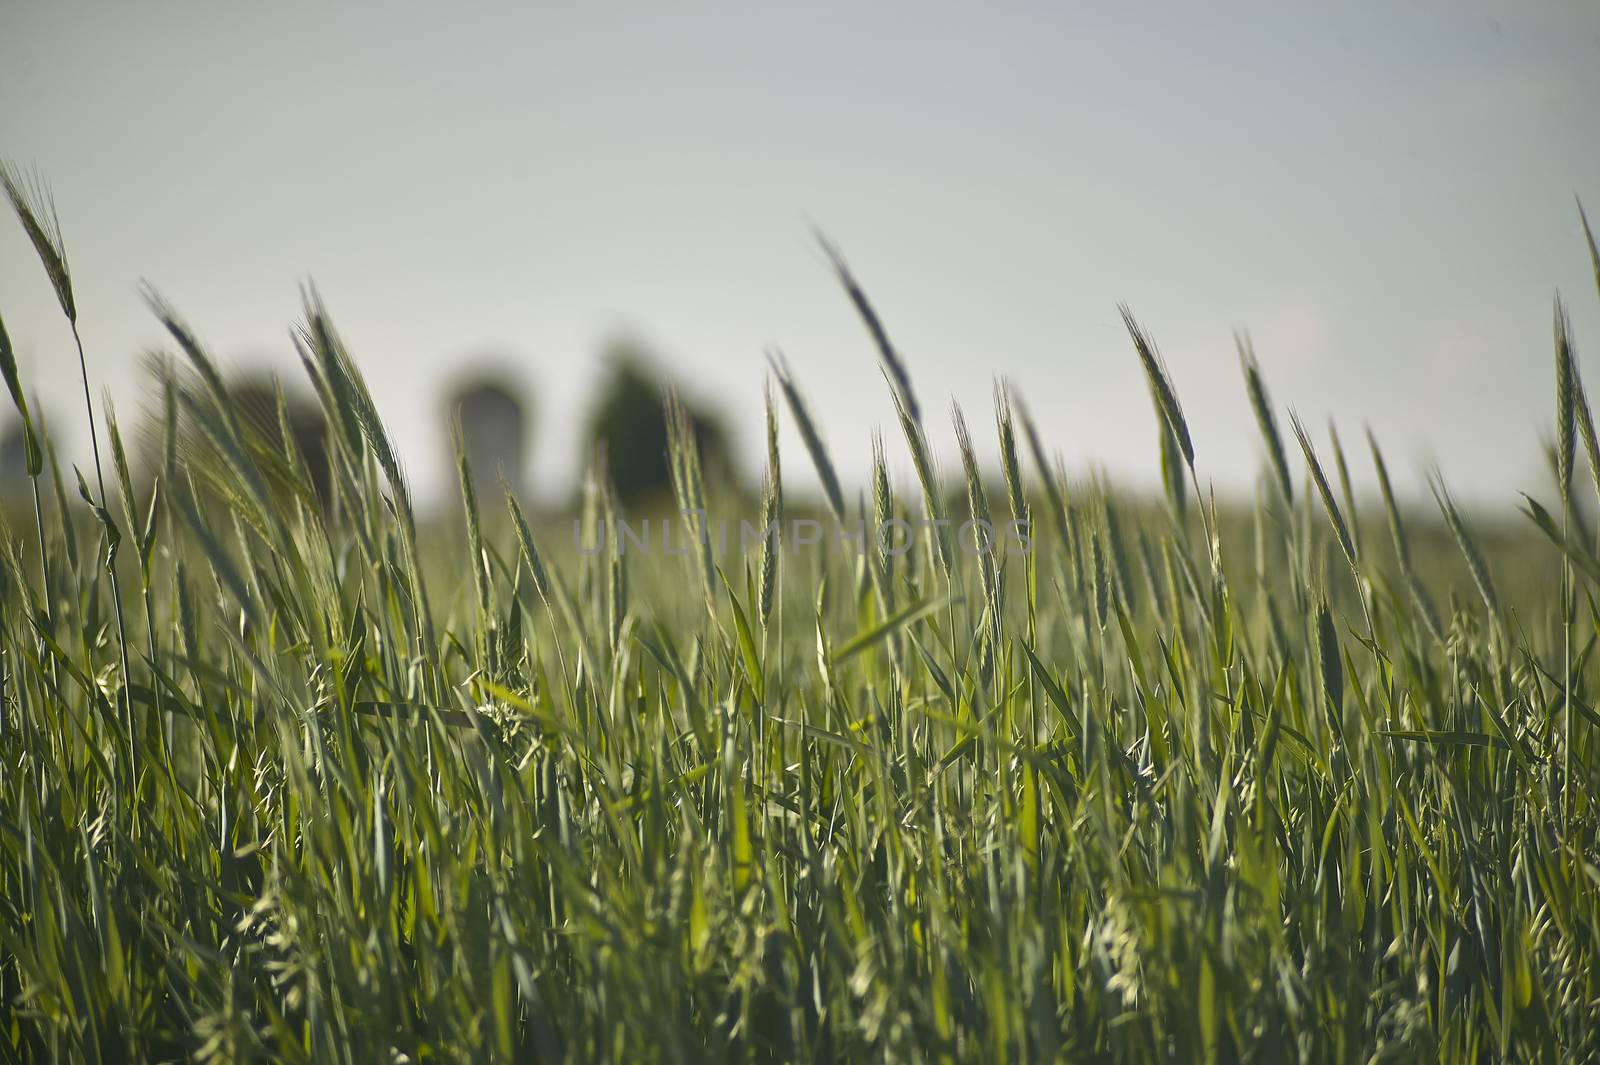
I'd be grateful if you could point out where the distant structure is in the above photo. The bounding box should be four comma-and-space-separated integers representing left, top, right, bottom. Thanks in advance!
450, 376, 528, 492
584, 341, 729, 509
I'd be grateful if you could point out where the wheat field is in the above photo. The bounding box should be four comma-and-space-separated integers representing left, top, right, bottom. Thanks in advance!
3, 169, 1600, 1062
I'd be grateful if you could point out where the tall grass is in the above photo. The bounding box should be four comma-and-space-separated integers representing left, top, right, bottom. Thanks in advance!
0, 193, 1598, 1063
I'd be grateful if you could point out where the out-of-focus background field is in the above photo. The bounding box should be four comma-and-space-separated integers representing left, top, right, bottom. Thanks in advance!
3, 2, 1598, 512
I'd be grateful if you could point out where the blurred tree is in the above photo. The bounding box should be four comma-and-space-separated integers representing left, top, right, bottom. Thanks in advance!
0, 420, 29, 499
584, 340, 730, 509
228, 374, 330, 500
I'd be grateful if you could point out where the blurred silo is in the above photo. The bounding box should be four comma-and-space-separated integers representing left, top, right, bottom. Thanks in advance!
450, 376, 528, 492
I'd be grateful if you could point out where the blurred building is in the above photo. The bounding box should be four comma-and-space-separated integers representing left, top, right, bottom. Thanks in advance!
450, 376, 528, 492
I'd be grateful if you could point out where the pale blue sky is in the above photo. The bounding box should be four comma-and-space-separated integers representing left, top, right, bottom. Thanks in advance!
2, 1, 1598, 508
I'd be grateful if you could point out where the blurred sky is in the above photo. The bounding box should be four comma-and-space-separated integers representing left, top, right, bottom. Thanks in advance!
2, 1, 1599, 510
